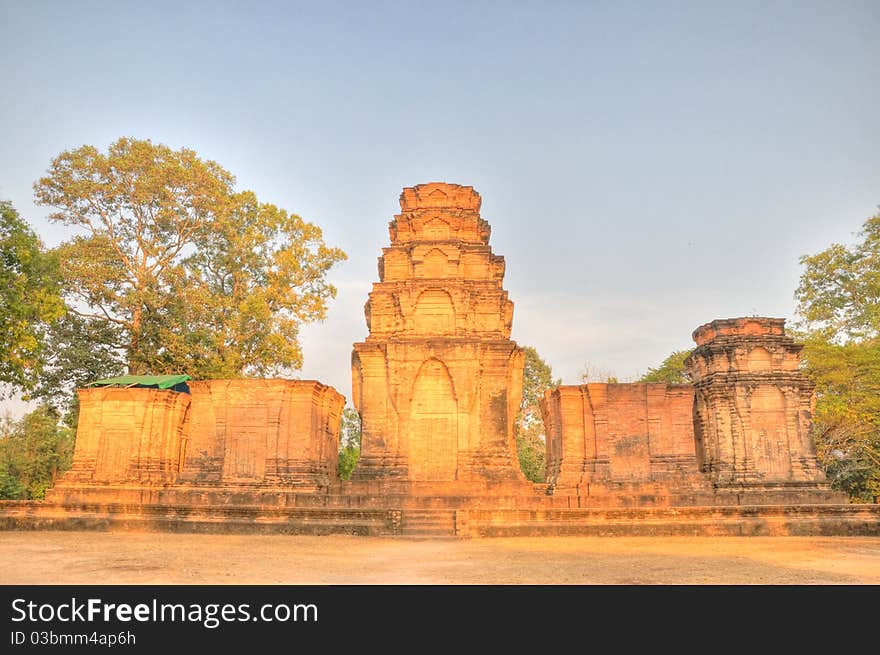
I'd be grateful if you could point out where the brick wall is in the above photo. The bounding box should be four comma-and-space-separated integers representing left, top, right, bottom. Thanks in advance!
541, 383, 700, 490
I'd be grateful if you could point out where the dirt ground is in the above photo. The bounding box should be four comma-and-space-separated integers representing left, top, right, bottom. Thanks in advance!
1, 532, 878, 584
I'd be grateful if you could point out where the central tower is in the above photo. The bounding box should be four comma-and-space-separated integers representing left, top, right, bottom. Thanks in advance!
350, 183, 527, 487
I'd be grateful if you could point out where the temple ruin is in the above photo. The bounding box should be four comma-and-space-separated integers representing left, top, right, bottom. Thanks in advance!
687, 318, 825, 488
541, 317, 837, 507
350, 183, 528, 490
0, 182, 877, 536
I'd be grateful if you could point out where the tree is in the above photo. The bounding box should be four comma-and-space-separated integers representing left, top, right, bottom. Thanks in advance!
0, 406, 74, 500
796, 210, 880, 342
337, 407, 362, 480
155, 191, 346, 377
798, 337, 880, 502
34, 138, 235, 374
795, 209, 880, 502
0, 201, 65, 396
515, 347, 561, 482
578, 362, 619, 384
28, 313, 125, 420
34, 137, 345, 379
638, 349, 692, 384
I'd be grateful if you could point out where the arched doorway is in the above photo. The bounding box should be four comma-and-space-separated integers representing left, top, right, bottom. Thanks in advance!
409, 359, 458, 480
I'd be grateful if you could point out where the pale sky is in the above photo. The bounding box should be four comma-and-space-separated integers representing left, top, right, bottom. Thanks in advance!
1, 1, 878, 415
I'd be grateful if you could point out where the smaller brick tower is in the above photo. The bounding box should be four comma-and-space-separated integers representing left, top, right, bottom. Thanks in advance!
685, 318, 834, 498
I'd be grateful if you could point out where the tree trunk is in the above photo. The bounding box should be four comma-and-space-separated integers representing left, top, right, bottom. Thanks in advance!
128, 305, 142, 374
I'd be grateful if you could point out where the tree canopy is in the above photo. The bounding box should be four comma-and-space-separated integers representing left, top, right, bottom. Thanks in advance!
34, 138, 234, 374
33, 137, 346, 379
29, 313, 125, 415
157, 191, 346, 377
796, 211, 880, 342
0, 201, 65, 396
796, 209, 880, 501
638, 349, 692, 384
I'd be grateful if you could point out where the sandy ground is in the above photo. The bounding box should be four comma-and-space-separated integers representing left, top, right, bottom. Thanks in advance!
1, 533, 878, 584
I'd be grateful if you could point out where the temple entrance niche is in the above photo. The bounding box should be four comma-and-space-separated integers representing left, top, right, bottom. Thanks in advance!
409, 359, 458, 480
422, 248, 449, 278
413, 289, 455, 334
220, 384, 270, 482
748, 347, 772, 372
94, 422, 134, 482
748, 386, 791, 477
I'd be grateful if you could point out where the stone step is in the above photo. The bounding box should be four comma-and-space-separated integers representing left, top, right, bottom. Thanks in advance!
402, 509, 456, 518
401, 510, 455, 522
401, 522, 455, 530
398, 532, 457, 539
2, 500, 876, 537
399, 510, 457, 536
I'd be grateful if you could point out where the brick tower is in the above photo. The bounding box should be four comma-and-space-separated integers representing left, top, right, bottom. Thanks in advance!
350, 183, 527, 487
685, 318, 828, 488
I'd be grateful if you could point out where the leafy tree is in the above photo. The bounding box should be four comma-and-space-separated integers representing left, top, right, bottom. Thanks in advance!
0, 201, 65, 396
33, 137, 346, 379
798, 337, 880, 502
155, 191, 346, 377
795, 209, 880, 502
638, 349, 693, 384
516, 347, 561, 482
337, 407, 362, 480
796, 210, 880, 342
29, 313, 125, 415
34, 138, 235, 374
0, 406, 74, 500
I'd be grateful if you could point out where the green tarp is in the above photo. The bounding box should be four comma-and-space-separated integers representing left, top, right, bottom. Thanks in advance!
88, 374, 192, 391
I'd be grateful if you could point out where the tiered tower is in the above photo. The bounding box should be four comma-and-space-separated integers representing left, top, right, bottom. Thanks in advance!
685, 318, 827, 487
350, 183, 527, 487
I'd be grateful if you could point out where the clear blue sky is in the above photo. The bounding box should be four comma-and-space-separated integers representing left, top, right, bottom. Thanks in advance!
1, 0, 878, 411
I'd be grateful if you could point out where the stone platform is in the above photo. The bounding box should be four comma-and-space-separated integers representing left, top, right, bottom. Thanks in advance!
2, 497, 877, 538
